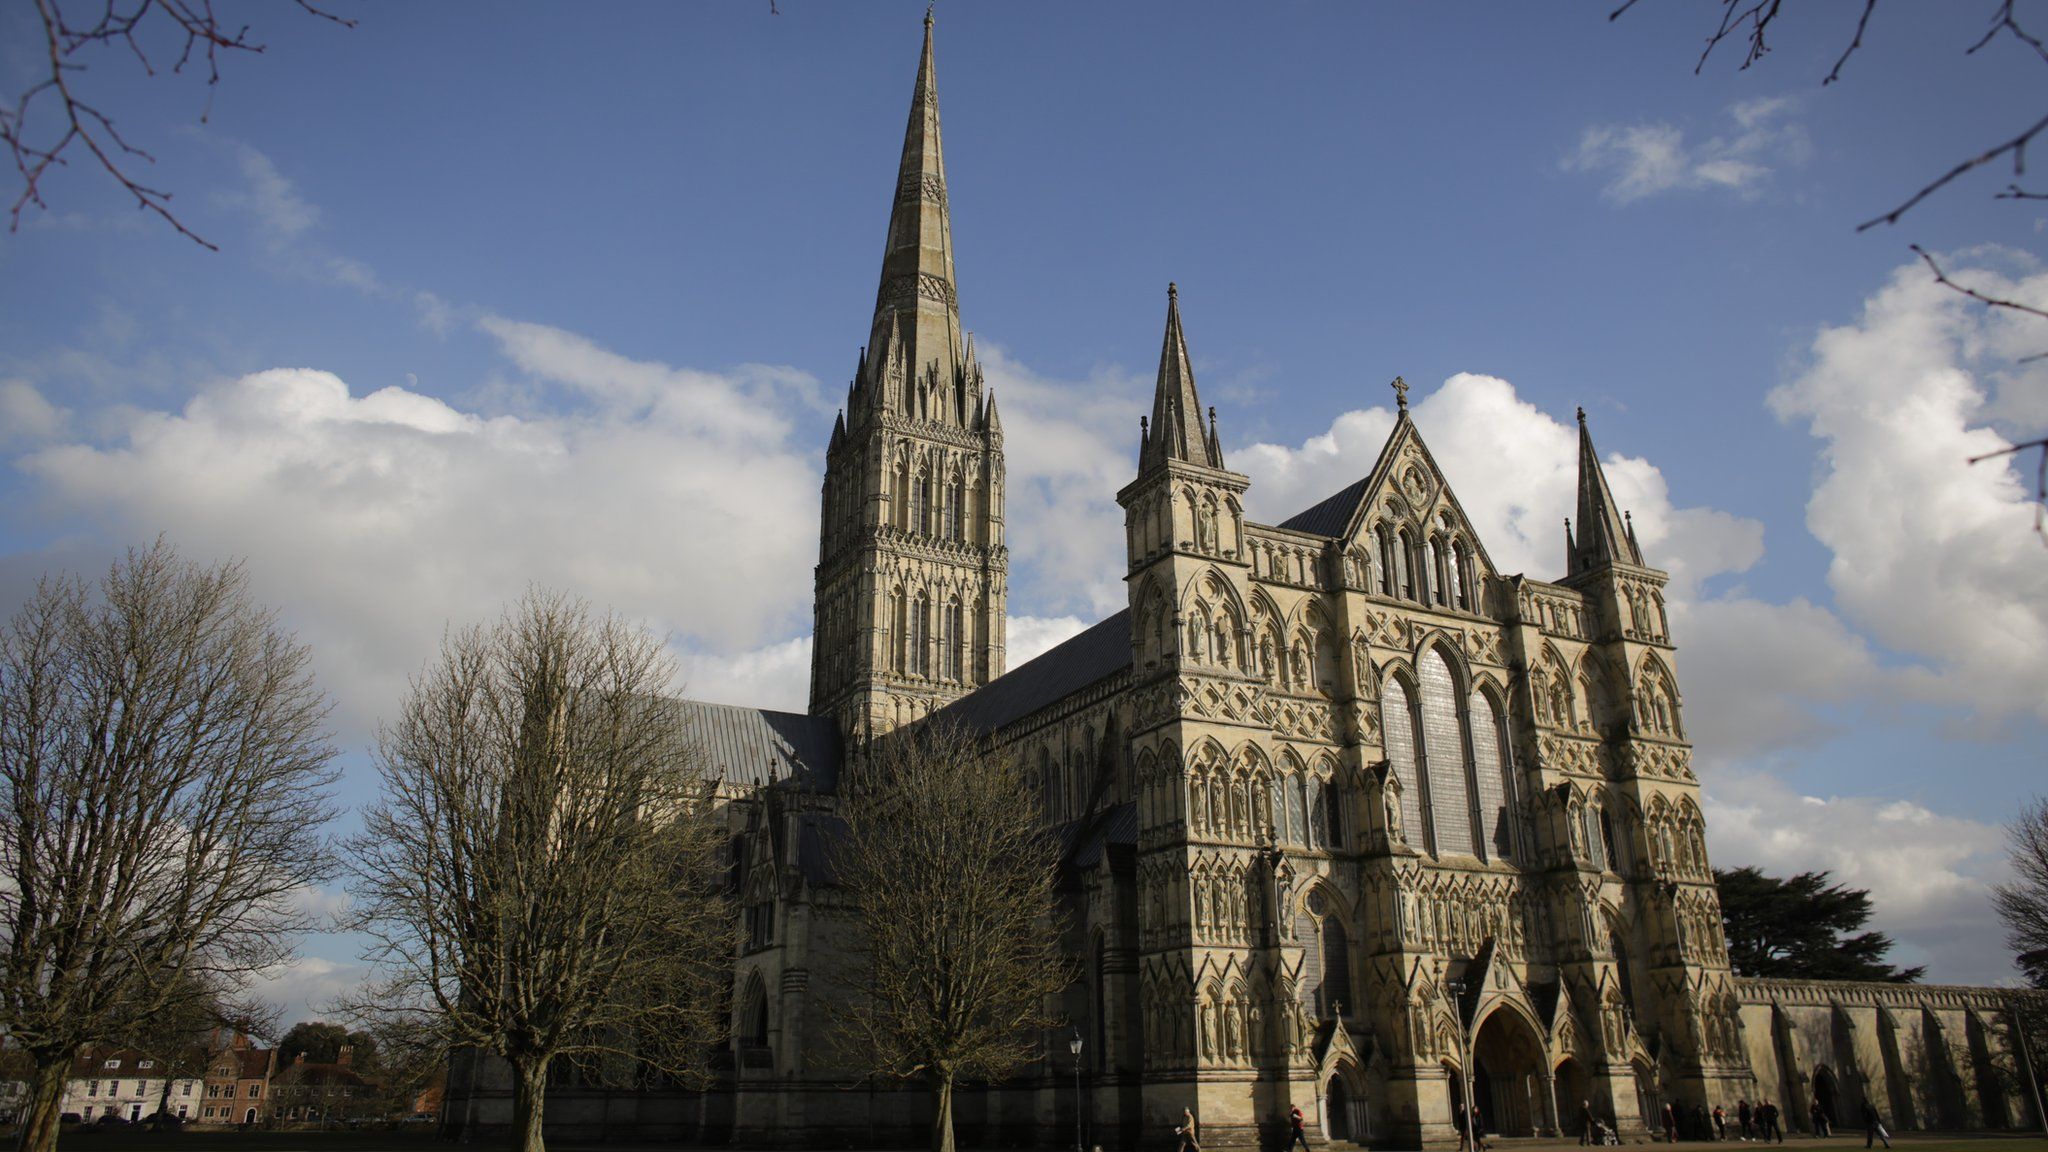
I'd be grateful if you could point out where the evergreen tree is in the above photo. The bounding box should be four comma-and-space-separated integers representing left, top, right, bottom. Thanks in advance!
1714, 866, 1924, 983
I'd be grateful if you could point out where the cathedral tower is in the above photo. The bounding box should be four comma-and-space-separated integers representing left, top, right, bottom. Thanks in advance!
809, 13, 1006, 739
1559, 410, 1750, 1116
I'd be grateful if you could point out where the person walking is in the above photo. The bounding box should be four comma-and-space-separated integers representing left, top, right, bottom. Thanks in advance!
1285, 1106, 1311, 1152
1579, 1100, 1597, 1147
1469, 1104, 1491, 1152
1662, 1102, 1679, 1144
1738, 1100, 1753, 1141
1713, 1104, 1727, 1141
1759, 1100, 1782, 1144
1176, 1107, 1201, 1152
1810, 1099, 1832, 1138
1860, 1100, 1890, 1150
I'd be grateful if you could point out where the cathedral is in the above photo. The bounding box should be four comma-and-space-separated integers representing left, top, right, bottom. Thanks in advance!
443, 16, 2038, 1148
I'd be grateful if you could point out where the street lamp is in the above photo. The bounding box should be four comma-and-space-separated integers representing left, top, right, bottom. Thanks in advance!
1070, 1030, 1085, 1152
1448, 980, 1478, 1152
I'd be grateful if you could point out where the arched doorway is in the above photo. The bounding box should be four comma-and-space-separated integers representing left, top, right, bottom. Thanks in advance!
1472, 1007, 1548, 1135
1327, 1076, 1352, 1142
1443, 1060, 1468, 1140
1813, 1066, 1840, 1130
1631, 1058, 1661, 1136
1555, 1058, 1593, 1137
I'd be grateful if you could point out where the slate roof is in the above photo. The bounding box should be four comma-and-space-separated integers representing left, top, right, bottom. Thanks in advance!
675, 700, 841, 792
1276, 475, 1369, 538
1062, 802, 1139, 869
937, 609, 1132, 735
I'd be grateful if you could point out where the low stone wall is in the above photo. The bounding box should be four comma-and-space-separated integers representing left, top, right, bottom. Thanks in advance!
1734, 977, 2041, 1134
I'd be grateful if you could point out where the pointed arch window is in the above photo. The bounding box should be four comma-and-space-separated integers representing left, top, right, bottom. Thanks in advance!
1396, 530, 1415, 600
1380, 678, 1427, 853
911, 592, 930, 677
1470, 686, 1512, 863
912, 473, 930, 536
1418, 647, 1473, 857
1286, 772, 1308, 847
944, 477, 962, 540
889, 588, 908, 673
1373, 525, 1394, 596
1320, 914, 1352, 1019
892, 459, 910, 530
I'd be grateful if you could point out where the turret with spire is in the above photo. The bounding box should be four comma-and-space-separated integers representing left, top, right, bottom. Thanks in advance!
1118, 283, 1250, 676
1568, 407, 1644, 576
1138, 284, 1225, 472
810, 14, 1005, 738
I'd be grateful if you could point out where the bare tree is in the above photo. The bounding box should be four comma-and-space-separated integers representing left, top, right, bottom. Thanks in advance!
1612, 0, 2048, 533
342, 590, 731, 1152
1992, 797, 2048, 1128
832, 720, 1071, 1152
1996, 796, 2048, 988
0, 540, 338, 1152
1, 0, 353, 249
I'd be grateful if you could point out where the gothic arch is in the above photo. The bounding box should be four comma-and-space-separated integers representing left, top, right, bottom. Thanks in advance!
736, 971, 770, 1047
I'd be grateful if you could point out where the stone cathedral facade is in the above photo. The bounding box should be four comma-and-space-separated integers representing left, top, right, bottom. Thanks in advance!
441, 17, 2038, 1149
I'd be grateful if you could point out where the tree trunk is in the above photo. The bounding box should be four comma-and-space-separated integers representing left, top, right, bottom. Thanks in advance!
16, 1059, 69, 1152
510, 1055, 551, 1152
930, 1070, 955, 1152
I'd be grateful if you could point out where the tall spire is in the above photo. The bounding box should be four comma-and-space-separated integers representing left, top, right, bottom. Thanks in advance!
866, 9, 966, 402
1569, 407, 1641, 575
1140, 283, 1223, 472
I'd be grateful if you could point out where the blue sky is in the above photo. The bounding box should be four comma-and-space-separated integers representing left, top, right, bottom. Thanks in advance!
3, 2, 2044, 1018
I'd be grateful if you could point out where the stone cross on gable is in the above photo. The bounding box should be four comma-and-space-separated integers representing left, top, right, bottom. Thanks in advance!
1391, 376, 1409, 411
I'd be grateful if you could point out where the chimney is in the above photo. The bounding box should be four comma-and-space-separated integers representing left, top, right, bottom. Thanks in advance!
295, 1052, 306, 1066
337, 1045, 353, 1068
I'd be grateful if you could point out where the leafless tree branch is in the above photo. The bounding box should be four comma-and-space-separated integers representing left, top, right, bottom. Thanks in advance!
1913, 244, 2048, 322
1969, 437, 2048, 542
0, 0, 354, 249
1968, 0, 2048, 64
1825, 0, 1882, 85
1860, 110, 2048, 231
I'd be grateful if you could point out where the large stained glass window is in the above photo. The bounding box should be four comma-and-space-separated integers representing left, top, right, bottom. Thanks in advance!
1381, 679, 1426, 851
1470, 688, 1511, 862
1419, 647, 1473, 857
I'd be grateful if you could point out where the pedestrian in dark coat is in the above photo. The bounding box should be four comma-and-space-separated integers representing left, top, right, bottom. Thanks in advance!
1860, 1100, 1890, 1150
1579, 1101, 1597, 1147
1738, 1100, 1753, 1141
1663, 1102, 1679, 1144
1714, 1104, 1727, 1141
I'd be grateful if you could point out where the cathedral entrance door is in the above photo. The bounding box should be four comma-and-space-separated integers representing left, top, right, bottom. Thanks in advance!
1472, 1008, 1547, 1136
1326, 1077, 1351, 1142
1555, 1058, 1593, 1137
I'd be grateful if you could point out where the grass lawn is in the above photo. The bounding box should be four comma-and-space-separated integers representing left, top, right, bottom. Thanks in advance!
24, 1132, 2048, 1152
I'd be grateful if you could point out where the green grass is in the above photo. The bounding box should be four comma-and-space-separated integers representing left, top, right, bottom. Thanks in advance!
29, 1131, 2048, 1152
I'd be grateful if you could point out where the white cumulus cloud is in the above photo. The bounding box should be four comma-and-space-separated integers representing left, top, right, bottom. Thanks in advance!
978, 343, 1148, 620
1704, 769, 2014, 985
1565, 96, 1808, 204
1233, 372, 1765, 597
1770, 251, 2048, 722
13, 323, 826, 743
